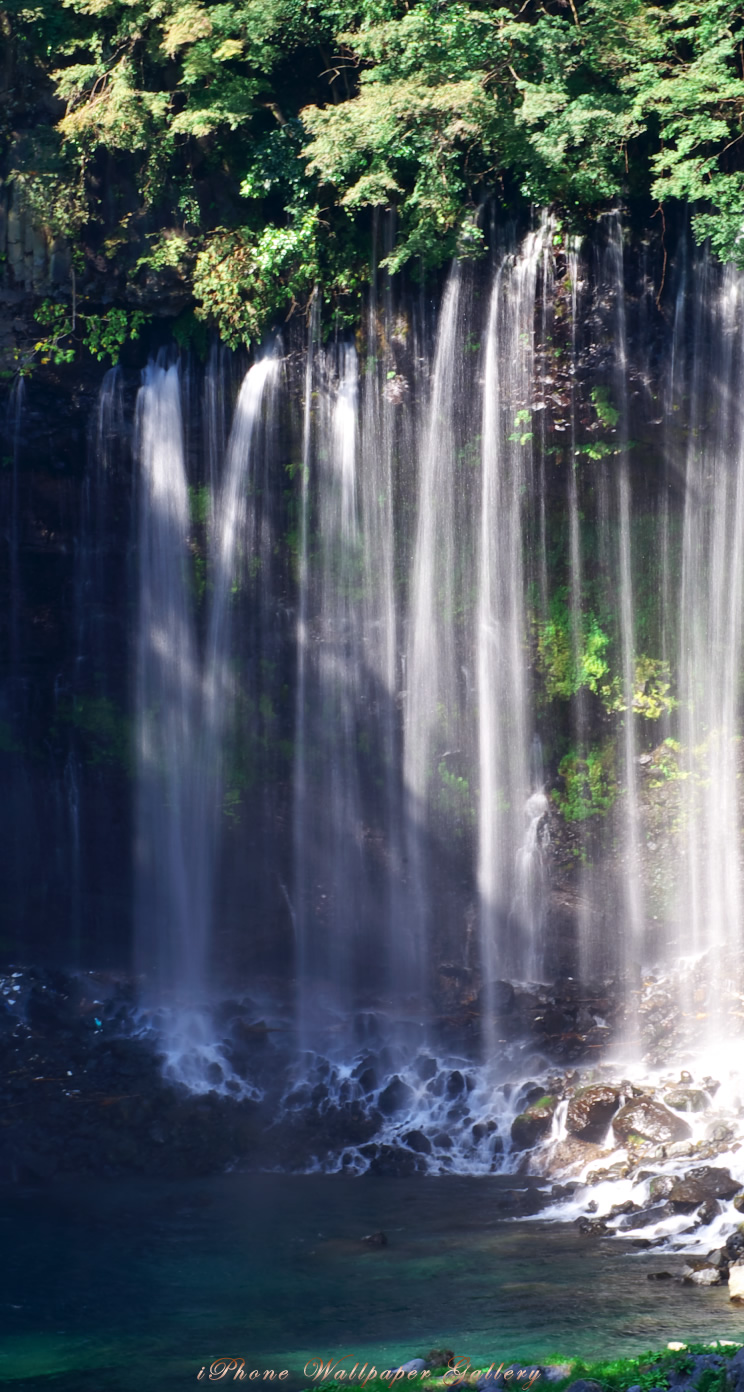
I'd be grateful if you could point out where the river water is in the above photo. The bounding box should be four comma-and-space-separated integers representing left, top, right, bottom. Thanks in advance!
2, 1175, 743, 1390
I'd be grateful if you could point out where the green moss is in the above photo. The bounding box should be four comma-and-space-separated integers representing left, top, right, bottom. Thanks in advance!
553, 741, 617, 823
535, 589, 610, 703
302, 1342, 736, 1392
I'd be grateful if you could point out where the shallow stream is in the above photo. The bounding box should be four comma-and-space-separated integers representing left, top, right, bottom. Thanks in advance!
2, 1175, 743, 1390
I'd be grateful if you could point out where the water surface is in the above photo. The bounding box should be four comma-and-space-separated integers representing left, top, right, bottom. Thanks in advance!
2, 1175, 743, 1390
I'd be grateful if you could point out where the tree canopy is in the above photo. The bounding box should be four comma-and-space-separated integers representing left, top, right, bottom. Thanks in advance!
4, 0, 744, 344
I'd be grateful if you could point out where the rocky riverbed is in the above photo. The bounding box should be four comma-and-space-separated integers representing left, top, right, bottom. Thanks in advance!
3, 958, 744, 1300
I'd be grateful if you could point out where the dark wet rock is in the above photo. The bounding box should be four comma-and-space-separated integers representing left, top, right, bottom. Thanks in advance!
725, 1228, 744, 1260
566, 1084, 620, 1142
357, 1068, 377, 1094
684, 1166, 741, 1199
520, 1081, 548, 1106
361, 1231, 388, 1247
404, 1129, 432, 1155
425, 1350, 455, 1369
446, 1070, 465, 1097
368, 1145, 422, 1177
617, 1203, 674, 1231
432, 1131, 453, 1150
646, 1271, 674, 1280
664, 1088, 710, 1113
414, 1056, 437, 1082
733, 1192, 744, 1213
472, 1119, 498, 1142
612, 1097, 693, 1146
232, 1019, 269, 1045
576, 1217, 611, 1236
607, 1199, 639, 1219
511, 1096, 556, 1150
377, 1075, 414, 1115
696, 1197, 722, 1224
481, 980, 516, 1015
726, 1348, 744, 1388
536, 1008, 574, 1038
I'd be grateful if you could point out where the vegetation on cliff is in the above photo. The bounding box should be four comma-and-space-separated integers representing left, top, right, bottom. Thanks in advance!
4, 0, 744, 346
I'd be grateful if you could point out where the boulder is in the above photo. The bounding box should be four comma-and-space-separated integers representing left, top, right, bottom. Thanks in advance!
549, 1137, 610, 1175
681, 1264, 721, 1286
564, 1382, 604, 1392
490, 980, 516, 1015
696, 1198, 721, 1224
511, 1096, 556, 1151
612, 1098, 693, 1146
368, 1145, 420, 1177
649, 1174, 675, 1200
730, 1266, 744, 1304
664, 1088, 710, 1113
566, 1085, 621, 1142
617, 1203, 674, 1231
377, 1076, 414, 1115
685, 1166, 741, 1199
726, 1349, 744, 1392
404, 1129, 432, 1155
576, 1217, 611, 1236
667, 1140, 695, 1158
734, 1193, 744, 1213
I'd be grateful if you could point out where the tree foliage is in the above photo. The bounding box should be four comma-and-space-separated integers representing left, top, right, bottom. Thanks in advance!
4, 0, 744, 344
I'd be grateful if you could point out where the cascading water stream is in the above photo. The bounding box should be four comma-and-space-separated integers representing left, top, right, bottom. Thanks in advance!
477, 228, 549, 1000
404, 267, 465, 993
135, 361, 203, 997
676, 259, 744, 1040
135, 352, 277, 1089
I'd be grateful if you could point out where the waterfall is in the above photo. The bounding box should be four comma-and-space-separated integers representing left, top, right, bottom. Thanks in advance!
293, 298, 318, 1038
607, 214, 646, 983
404, 268, 466, 990
677, 259, 744, 1020
135, 352, 278, 1083
360, 243, 405, 988
477, 228, 549, 997
135, 361, 204, 995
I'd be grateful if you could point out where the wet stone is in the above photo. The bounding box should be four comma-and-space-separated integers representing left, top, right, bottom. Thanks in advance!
377, 1075, 414, 1115
664, 1088, 710, 1113
612, 1097, 693, 1146
404, 1129, 432, 1155
414, 1056, 438, 1082
566, 1084, 620, 1142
